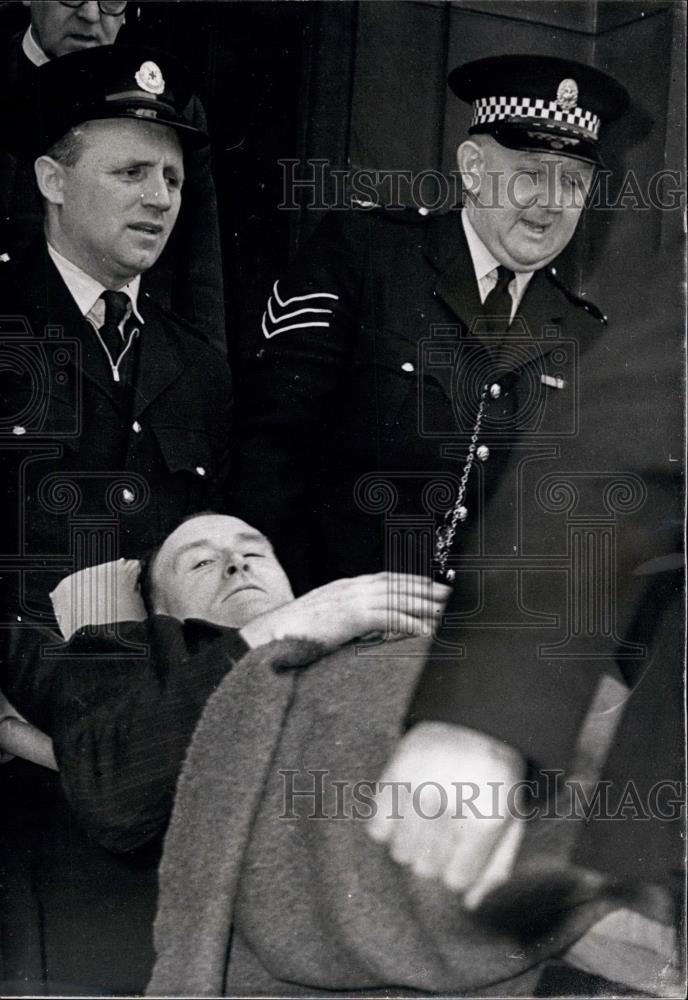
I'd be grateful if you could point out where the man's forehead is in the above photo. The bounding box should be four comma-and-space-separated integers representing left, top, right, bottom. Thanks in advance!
65, 119, 184, 170
494, 143, 591, 172
161, 516, 268, 561
514, 152, 590, 170
79, 117, 183, 149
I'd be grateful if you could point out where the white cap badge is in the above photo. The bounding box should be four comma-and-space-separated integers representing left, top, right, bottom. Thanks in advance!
556, 78, 579, 111
135, 61, 165, 96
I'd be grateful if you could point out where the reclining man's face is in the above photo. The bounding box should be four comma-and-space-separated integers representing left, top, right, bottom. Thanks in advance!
151, 515, 294, 628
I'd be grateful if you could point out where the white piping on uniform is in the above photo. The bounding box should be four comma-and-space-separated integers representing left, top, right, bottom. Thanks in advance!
262, 314, 331, 339
266, 296, 333, 325
272, 280, 339, 306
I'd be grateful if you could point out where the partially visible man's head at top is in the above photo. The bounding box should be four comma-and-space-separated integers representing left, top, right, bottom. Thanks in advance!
450, 54, 629, 272
23, 0, 127, 60
143, 514, 295, 629
29, 43, 205, 289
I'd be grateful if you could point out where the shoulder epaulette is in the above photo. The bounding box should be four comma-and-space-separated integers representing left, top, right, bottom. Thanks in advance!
143, 291, 219, 347
545, 266, 608, 324
349, 199, 450, 225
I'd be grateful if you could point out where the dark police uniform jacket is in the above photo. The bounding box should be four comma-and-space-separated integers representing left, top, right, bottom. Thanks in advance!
0, 29, 227, 355
0, 245, 233, 994
231, 205, 683, 884
1, 242, 232, 622
231, 206, 612, 592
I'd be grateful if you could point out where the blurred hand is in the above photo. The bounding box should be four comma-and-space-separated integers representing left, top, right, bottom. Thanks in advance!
0, 718, 58, 770
1, 690, 58, 770
367, 721, 525, 904
240, 573, 450, 653
1, 689, 24, 764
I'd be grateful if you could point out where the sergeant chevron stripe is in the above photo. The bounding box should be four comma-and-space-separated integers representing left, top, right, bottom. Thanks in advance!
262, 280, 339, 339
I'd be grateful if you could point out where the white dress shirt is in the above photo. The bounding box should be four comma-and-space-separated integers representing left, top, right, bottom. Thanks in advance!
47, 242, 144, 334
461, 211, 534, 322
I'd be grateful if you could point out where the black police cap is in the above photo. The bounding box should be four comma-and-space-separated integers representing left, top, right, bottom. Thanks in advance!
33, 43, 207, 154
449, 54, 629, 164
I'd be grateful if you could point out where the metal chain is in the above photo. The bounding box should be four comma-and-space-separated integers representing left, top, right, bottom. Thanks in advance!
434, 384, 488, 582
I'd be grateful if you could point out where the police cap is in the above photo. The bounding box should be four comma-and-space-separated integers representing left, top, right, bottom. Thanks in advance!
32, 43, 206, 154
449, 54, 629, 164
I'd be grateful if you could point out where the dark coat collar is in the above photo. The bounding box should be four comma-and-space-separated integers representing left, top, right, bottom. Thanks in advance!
423, 209, 484, 332
131, 288, 187, 419
11, 242, 186, 415
422, 209, 577, 361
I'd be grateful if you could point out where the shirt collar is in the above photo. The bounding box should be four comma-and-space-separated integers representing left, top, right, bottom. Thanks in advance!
47, 242, 145, 325
22, 25, 50, 67
461, 210, 535, 299
462, 210, 502, 283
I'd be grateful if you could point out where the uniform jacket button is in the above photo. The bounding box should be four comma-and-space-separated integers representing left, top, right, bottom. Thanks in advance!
122, 488, 135, 504
476, 445, 490, 461
401, 362, 414, 373
195, 466, 206, 477
132, 421, 142, 434
489, 383, 502, 399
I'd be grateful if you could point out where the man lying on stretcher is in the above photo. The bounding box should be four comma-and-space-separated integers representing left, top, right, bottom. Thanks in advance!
0, 513, 449, 852
3, 514, 681, 999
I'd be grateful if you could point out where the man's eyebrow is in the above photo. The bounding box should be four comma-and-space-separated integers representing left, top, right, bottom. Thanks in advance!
513, 159, 586, 175
171, 532, 269, 572
172, 539, 214, 572
111, 158, 155, 167
234, 531, 270, 547
111, 158, 183, 171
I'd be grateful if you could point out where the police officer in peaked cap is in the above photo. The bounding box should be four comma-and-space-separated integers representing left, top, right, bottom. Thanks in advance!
230, 53, 629, 593
229, 53, 681, 991
0, 3, 226, 355
0, 43, 232, 995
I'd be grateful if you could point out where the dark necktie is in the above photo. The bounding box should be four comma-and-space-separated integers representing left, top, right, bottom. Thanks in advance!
98, 289, 139, 384
482, 265, 515, 334
99, 290, 129, 359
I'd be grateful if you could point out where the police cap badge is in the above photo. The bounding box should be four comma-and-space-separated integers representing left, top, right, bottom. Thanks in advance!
30, 44, 206, 154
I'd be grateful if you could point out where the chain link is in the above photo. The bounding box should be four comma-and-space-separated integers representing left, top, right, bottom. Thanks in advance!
434, 384, 488, 581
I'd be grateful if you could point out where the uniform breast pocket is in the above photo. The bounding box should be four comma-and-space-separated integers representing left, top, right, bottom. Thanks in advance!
350, 326, 457, 455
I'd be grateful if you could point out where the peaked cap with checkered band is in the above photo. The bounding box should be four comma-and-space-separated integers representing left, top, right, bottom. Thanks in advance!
449, 54, 629, 165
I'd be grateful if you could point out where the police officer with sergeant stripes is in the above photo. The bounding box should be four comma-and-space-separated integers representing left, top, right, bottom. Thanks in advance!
229, 57, 684, 991
230, 54, 628, 594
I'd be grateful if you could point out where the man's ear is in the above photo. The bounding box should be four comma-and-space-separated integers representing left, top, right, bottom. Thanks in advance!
34, 156, 67, 206
457, 139, 485, 198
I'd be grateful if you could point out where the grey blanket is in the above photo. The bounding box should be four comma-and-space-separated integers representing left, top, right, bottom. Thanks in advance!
148, 636, 613, 997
